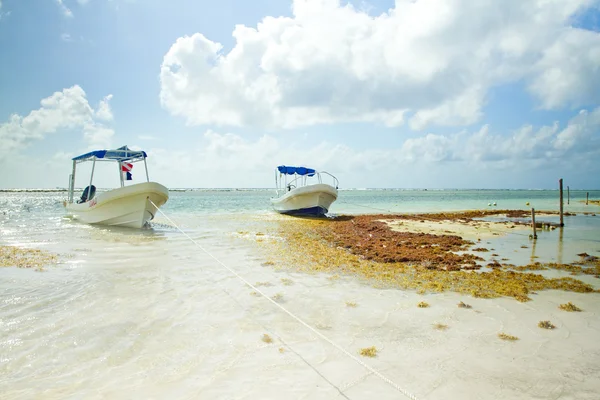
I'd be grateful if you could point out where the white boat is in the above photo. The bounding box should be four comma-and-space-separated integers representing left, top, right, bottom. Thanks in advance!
64, 146, 169, 229
270, 166, 339, 217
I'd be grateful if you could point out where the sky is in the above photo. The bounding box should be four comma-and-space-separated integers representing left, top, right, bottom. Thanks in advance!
0, 0, 599, 189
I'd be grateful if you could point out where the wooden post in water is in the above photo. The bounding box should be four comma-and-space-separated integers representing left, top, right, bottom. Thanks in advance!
567, 186, 570, 205
559, 179, 564, 227
587, 192, 589, 205
531, 208, 537, 239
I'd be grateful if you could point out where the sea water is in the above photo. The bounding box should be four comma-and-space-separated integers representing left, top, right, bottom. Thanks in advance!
1, 189, 600, 399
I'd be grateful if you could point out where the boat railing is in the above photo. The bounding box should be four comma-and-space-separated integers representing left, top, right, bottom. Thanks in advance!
281, 171, 339, 192
319, 171, 339, 189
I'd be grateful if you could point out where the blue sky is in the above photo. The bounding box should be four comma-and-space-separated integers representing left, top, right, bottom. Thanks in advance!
0, 0, 599, 189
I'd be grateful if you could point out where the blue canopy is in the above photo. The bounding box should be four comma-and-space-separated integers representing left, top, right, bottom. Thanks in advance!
277, 165, 316, 176
73, 145, 147, 162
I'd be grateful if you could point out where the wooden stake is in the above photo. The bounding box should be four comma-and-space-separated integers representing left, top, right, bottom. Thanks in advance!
531, 208, 537, 239
567, 186, 570, 205
559, 179, 564, 227
587, 192, 589, 205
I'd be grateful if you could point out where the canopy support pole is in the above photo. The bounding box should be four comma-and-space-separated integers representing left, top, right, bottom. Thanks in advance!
69, 160, 76, 203
119, 162, 124, 188
143, 157, 150, 182
88, 157, 96, 200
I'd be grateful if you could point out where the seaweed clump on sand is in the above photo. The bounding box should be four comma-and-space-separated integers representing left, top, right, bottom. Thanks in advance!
0, 245, 58, 271
498, 333, 519, 341
559, 302, 582, 312
538, 321, 556, 329
261, 334, 273, 343
458, 301, 472, 309
264, 212, 597, 303
359, 346, 378, 357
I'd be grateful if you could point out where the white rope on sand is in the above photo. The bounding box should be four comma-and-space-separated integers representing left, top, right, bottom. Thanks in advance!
150, 200, 419, 400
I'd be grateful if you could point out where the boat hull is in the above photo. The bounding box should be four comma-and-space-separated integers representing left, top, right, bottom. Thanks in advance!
270, 184, 337, 217
64, 182, 169, 229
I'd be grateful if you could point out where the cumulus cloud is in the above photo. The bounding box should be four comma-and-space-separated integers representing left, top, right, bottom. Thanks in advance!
83, 123, 114, 148
95, 94, 114, 121
529, 28, 600, 109
160, 0, 600, 130
143, 106, 600, 189
403, 107, 600, 170
0, 85, 115, 158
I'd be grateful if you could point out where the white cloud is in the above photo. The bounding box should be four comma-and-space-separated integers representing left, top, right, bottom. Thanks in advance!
141, 105, 600, 189
406, 106, 600, 167
2, 104, 598, 188
61, 33, 73, 42
83, 122, 114, 148
160, 0, 600, 130
553, 108, 600, 151
0, 85, 115, 158
56, 0, 73, 17
529, 29, 600, 109
409, 86, 485, 131
95, 94, 114, 121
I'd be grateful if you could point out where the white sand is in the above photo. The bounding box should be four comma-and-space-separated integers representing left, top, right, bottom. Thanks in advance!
2, 214, 600, 400
384, 218, 530, 241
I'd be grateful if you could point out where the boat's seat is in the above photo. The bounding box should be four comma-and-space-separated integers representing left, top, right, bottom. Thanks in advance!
78, 185, 96, 204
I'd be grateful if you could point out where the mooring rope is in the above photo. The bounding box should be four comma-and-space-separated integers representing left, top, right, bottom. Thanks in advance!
205, 275, 352, 400
149, 200, 419, 400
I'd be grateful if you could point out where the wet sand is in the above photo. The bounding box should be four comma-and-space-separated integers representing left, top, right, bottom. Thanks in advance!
231, 209, 600, 399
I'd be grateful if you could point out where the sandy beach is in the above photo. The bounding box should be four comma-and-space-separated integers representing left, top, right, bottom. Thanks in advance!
2, 192, 600, 399
243, 209, 600, 399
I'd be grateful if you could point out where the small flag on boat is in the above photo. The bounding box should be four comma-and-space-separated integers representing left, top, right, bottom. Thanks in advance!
121, 162, 133, 181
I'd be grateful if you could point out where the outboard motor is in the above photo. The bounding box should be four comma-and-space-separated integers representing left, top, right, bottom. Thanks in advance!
78, 185, 96, 204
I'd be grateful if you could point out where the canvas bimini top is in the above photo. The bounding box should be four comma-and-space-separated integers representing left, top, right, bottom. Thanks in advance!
277, 165, 316, 176
72, 145, 147, 162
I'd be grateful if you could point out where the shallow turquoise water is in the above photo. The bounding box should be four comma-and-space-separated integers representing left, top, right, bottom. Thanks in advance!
159, 188, 600, 216
3, 188, 597, 265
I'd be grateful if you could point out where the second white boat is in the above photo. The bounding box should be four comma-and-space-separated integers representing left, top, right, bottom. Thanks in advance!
270, 166, 338, 217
